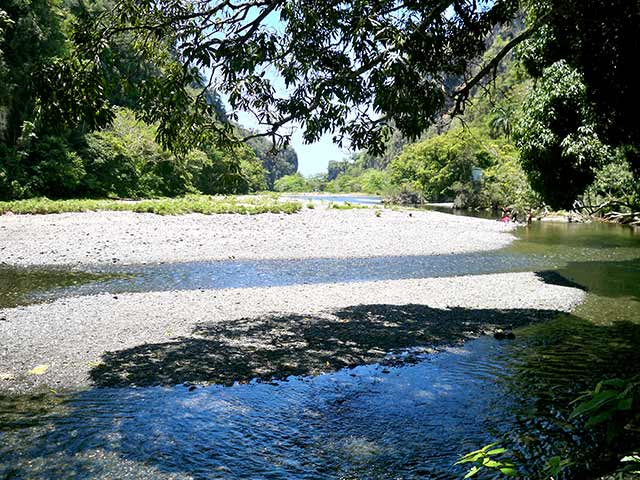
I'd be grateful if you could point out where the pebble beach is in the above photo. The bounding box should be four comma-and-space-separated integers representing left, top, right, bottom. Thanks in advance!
0, 205, 585, 393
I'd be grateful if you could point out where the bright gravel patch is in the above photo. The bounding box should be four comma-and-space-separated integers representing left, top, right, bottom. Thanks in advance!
0, 207, 514, 267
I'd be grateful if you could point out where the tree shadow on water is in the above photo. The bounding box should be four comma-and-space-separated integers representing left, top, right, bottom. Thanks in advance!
6, 313, 640, 480
90, 304, 563, 388
535, 258, 640, 301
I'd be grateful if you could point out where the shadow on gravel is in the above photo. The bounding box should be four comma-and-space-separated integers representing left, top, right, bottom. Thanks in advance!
90, 304, 563, 387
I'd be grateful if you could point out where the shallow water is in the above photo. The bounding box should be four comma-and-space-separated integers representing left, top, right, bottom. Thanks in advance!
0, 267, 119, 309
1, 218, 640, 478
25, 253, 537, 302
2, 318, 637, 479
10, 222, 640, 305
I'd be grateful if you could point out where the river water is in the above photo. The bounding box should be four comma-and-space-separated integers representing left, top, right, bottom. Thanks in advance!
1, 206, 639, 479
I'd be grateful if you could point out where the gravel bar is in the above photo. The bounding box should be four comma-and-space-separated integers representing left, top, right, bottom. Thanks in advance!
0, 207, 514, 267
0, 273, 585, 393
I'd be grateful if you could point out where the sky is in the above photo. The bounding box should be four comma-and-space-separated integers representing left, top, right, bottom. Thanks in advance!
234, 109, 352, 176
290, 130, 352, 177
222, 9, 355, 177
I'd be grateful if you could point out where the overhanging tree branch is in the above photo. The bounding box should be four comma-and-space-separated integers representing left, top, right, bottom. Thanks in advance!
450, 16, 547, 116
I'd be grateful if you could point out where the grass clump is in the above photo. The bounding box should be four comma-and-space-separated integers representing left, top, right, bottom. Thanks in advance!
0, 195, 302, 216
328, 201, 367, 210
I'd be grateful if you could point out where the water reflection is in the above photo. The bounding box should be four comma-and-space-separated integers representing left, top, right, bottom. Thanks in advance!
0, 266, 118, 309
2, 315, 639, 479
282, 194, 383, 205
0, 339, 528, 480
28, 253, 537, 303
10, 222, 639, 307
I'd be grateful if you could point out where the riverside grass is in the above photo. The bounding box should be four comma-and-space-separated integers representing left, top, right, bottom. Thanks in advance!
0, 195, 302, 216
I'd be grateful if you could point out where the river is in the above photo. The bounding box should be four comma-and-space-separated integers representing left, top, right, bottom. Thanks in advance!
1, 204, 639, 479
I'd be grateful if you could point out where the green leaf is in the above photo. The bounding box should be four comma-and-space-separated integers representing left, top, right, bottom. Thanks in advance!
616, 397, 633, 411
499, 467, 518, 476
486, 448, 507, 455
585, 409, 616, 427
455, 452, 484, 464
621, 455, 640, 463
463, 465, 481, 478
601, 378, 626, 389
570, 391, 618, 418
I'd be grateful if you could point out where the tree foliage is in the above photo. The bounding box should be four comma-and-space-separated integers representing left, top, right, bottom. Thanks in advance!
0, 108, 267, 200
512, 0, 640, 208
70, 0, 520, 155
518, 0, 640, 172
0, 0, 67, 144
244, 133, 298, 188
3, 0, 638, 209
273, 172, 308, 193
513, 61, 611, 209
0, 1, 281, 200
390, 126, 534, 208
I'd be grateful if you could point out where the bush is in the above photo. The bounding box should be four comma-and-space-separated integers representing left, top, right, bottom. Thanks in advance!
389, 128, 493, 202
77, 132, 141, 198
274, 173, 309, 192
0, 136, 85, 199
388, 127, 535, 210
0, 108, 268, 200
514, 61, 612, 209
584, 153, 640, 210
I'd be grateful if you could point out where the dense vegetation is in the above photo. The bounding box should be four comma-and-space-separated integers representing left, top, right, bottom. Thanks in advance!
2, 0, 638, 218
275, 14, 639, 218
0, 0, 296, 200
275, 27, 537, 212
0, 108, 270, 199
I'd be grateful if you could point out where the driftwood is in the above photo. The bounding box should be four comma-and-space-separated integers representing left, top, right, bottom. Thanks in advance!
602, 211, 640, 226
571, 199, 640, 225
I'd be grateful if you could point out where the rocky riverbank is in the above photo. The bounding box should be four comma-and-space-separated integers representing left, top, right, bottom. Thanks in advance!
0, 272, 584, 393
0, 207, 514, 267
0, 206, 585, 394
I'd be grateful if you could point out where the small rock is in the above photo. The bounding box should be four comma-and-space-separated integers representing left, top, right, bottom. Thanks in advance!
494, 330, 516, 340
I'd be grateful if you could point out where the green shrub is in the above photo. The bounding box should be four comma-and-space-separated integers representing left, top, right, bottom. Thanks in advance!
77, 132, 141, 198
388, 127, 535, 210
0, 108, 269, 200
274, 173, 309, 192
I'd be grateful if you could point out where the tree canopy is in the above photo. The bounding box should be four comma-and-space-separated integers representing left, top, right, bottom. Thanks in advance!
65, 0, 523, 154
2, 0, 639, 208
